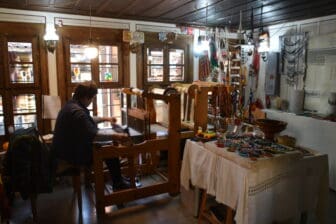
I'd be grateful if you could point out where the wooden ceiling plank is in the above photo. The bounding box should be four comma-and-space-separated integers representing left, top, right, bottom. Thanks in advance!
96, 0, 114, 14
180, 0, 259, 22
256, 1, 336, 28
74, 0, 81, 8
0, 0, 335, 29
153, 0, 192, 17
116, 0, 140, 17
137, 0, 168, 15
190, 0, 315, 27
162, 0, 222, 19
212, 0, 333, 29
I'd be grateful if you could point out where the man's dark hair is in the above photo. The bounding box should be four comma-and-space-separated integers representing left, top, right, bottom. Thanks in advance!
72, 81, 98, 100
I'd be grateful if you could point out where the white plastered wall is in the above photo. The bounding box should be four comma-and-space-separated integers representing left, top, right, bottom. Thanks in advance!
262, 14, 336, 190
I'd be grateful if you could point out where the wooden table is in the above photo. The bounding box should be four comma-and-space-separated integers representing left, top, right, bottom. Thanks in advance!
181, 139, 329, 224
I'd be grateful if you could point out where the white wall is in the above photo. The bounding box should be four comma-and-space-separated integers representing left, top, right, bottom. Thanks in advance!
265, 109, 336, 190
262, 15, 336, 190
264, 14, 336, 115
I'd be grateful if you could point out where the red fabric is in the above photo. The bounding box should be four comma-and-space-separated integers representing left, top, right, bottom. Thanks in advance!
252, 51, 260, 74
198, 55, 210, 81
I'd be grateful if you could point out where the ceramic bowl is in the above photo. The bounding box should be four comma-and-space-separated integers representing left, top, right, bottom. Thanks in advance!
255, 119, 287, 140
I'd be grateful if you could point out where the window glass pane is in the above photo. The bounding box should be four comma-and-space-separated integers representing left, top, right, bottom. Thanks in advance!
147, 48, 163, 64
13, 94, 36, 114
96, 88, 122, 128
14, 114, 36, 130
71, 64, 92, 82
9, 64, 34, 83
99, 65, 118, 82
169, 49, 184, 64
147, 66, 163, 82
8, 42, 34, 84
99, 46, 118, 63
70, 44, 91, 63
8, 42, 32, 63
169, 65, 184, 81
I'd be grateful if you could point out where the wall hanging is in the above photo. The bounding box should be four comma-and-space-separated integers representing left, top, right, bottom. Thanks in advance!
279, 33, 308, 88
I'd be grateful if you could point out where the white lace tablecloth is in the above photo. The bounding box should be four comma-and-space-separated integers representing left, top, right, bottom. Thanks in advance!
180, 140, 329, 224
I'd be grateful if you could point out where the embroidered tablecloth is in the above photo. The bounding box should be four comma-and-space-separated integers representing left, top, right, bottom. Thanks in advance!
180, 140, 329, 224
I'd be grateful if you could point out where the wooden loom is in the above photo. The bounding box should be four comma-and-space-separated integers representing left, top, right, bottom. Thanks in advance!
93, 90, 182, 217
172, 81, 233, 133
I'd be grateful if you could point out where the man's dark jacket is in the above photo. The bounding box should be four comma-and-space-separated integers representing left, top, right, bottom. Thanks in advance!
52, 99, 98, 166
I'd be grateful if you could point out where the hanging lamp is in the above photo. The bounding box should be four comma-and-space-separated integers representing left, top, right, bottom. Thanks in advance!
84, 3, 98, 59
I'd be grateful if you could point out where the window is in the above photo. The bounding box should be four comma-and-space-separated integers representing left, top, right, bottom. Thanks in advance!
169, 49, 185, 82
70, 44, 92, 82
98, 45, 119, 83
147, 48, 163, 82
67, 44, 123, 124
145, 45, 186, 86
96, 88, 121, 128
59, 26, 129, 126
8, 42, 35, 84
0, 22, 48, 143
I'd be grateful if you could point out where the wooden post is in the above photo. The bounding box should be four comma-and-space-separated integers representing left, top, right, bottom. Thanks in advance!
93, 148, 105, 218
194, 87, 210, 133
168, 94, 181, 195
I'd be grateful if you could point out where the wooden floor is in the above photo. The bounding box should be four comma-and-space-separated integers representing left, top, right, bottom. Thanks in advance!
7, 177, 336, 224
8, 175, 198, 224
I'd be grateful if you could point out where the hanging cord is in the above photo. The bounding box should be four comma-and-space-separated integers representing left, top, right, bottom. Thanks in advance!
259, 3, 263, 32
89, 4, 92, 42
206, 2, 208, 26
250, 7, 254, 39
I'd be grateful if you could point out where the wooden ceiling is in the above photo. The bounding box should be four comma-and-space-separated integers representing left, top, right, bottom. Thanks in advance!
0, 0, 335, 30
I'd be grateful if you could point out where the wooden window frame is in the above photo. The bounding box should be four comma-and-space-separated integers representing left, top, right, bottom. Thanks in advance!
0, 22, 49, 143
56, 26, 130, 118
136, 32, 193, 90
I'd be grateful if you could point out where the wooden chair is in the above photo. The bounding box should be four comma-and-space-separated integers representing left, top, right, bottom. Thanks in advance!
55, 160, 87, 215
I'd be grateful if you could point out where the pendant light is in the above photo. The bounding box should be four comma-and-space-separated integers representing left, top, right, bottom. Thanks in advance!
84, 3, 98, 59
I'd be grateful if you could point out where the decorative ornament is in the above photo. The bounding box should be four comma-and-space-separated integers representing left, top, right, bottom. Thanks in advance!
158, 32, 176, 44
130, 43, 141, 53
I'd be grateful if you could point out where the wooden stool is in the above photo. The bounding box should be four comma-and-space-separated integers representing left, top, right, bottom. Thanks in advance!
25, 161, 84, 223
56, 160, 85, 215
198, 189, 234, 224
